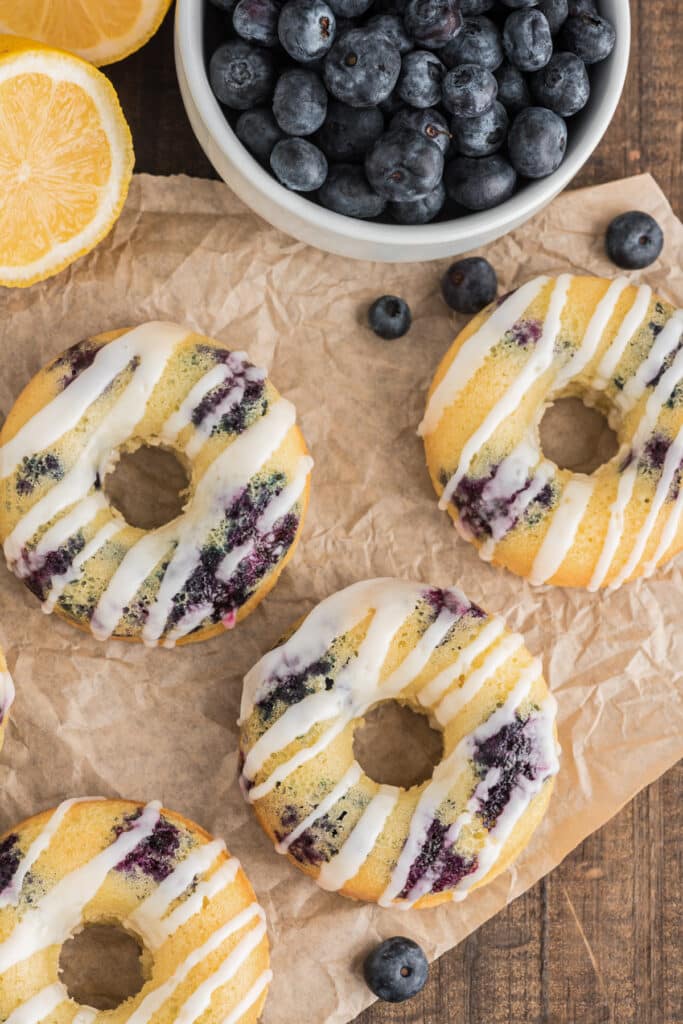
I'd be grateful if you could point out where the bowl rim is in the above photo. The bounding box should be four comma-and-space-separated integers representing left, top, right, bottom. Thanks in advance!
175, 0, 631, 248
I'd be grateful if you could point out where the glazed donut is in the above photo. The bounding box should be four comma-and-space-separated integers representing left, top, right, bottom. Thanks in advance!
239, 579, 559, 909
0, 323, 312, 645
0, 645, 14, 751
420, 275, 683, 589
0, 799, 270, 1023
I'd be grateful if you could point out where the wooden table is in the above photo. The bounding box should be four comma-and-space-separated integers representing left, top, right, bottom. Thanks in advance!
109, 4, 682, 1021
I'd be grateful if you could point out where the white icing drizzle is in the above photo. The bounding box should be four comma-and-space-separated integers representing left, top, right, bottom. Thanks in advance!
593, 284, 652, 389
418, 616, 505, 707
644, 482, 683, 576
0, 797, 101, 909
617, 310, 683, 412
419, 277, 550, 438
529, 478, 593, 586
0, 801, 161, 973
72, 1010, 98, 1024
0, 669, 15, 723
220, 969, 273, 1024
317, 786, 399, 893
42, 521, 122, 614
276, 762, 362, 854
16, 493, 109, 578
4, 982, 67, 1024
554, 277, 629, 388
433, 632, 525, 727
439, 274, 572, 510
479, 460, 555, 563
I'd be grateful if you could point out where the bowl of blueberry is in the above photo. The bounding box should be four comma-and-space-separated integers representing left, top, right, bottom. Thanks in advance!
175, 0, 629, 261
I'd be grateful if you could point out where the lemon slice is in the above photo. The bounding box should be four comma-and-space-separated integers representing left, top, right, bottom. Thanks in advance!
0, 0, 173, 67
0, 36, 134, 289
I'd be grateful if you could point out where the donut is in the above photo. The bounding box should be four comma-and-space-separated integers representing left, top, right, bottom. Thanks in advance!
0, 798, 271, 1023
0, 323, 312, 645
420, 275, 683, 589
239, 579, 559, 909
0, 645, 14, 751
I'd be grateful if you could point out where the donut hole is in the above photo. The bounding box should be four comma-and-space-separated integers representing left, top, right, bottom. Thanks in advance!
59, 922, 147, 1009
539, 396, 619, 475
353, 700, 443, 789
103, 442, 191, 530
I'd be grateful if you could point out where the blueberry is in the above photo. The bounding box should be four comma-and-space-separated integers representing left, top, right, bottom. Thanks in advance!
317, 164, 387, 217
365, 127, 444, 201
538, 0, 569, 34
327, 0, 372, 16
233, 0, 280, 47
451, 100, 508, 157
442, 16, 504, 72
500, 0, 541, 6
494, 60, 531, 113
567, 0, 597, 14
442, 63, 497, 117
363, 937, 429, 1003
403, 0, 463, 49
441, 256, 498, 313
273, 69, 328, 135
459, 0, 495, 11
367, 14, 414, 55
315, 101, 385, 161
445, 154, 517, 210
391, 106, 451, 153
390, 180, 445, 223
368, 295, 412, 338
606, 212, 664, 270
235, 107, 284, 162
508, 106, 567, 177
397, 50, 445, 109
324, 29, 401, 107
560, 12, 616, 64
278, 0, 336, 62
271, 137, 328, 191
378, 89, 405, 116
531, 51, 589, 116
209, 40, 274, 110
503, 9, 553, 71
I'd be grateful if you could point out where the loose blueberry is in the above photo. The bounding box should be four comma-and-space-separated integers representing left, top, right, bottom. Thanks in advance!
606, 212, 664, 270
363, 937, 429, 1003
324, 28, 401, 107
233, 0, 280, 47
378, 89, 405, 116
560, 12, 616, 64
538, 0, 569, 34
315, 100, 385, 161
567, 0, 597, 13
445, 153, 517, 210
209, 40, 274, 110
402, 0, 463, 49
442, 15, 504, 71
442, 63, 498, 117
270, 137, 328, 191
391, 106, 451, 153
397, 50, 445, 109
327, 0, 373, 16
494, 60, 531, 113
531, 51, 589, 116
451, 99, 507, 157
368, 295, 412, 338
459, 0, 495, 11
235, 107, 284, 163
278, 0, 336, 62
500, 0, 541, 6
317, 163, 387, 217
508, 105, 567, 177
367, 14, 414, 54
390, 180, 445, 222
365, 127, 444, 200
273, 69, 328, 135
441, 256, 498, 313
503, 9, 553, 71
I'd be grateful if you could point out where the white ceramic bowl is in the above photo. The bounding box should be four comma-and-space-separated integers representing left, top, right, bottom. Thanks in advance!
175, 0, 630, 262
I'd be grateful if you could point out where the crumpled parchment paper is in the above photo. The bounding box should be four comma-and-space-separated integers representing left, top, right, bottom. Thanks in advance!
0, 172, 681, 1024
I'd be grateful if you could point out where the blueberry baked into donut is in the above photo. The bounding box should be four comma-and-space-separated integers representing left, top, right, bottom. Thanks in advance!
0, 799, 271, 1023
420, 275, 683, 589
239, 580, 559, 909
0, 323, 312, 645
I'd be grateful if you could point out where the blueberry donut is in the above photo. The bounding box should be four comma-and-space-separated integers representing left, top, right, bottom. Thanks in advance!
0, 799, 271, 1023
0, 645, 14, 752
239, 580, 559, 909
420, 275, 683, 589
0, 323, 312, 645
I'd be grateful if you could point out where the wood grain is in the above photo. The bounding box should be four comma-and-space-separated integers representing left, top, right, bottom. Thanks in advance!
107, 4, 682, 1021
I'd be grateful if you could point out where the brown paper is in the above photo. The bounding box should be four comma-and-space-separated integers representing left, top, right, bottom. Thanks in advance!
0, 172, 681, 1023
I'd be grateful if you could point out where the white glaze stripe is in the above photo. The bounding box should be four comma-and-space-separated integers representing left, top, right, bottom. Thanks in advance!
243, 690, 344, 781
529, 479, 593, 586
25, 493, 108, 570
434, 633, 525, 726
419, 616, 505, 707
72, 1009, 98, 1024
276, 762, 362, 854
0, 801, 161, 973
554, 277, 629, 388
184, 365, 266, 461
246, 715, 351, 803
317, 786, 399, 892
220, 969, 272, 1024
0, 670, 15, 722
90, 532, 170, 640
4, 983, 67, 1024
379, 596, 466, 696
644, 486, 683, 575
439, 274, 572, 510
0, 797, 101, 909
594, 284, 652, 388
419, 277, 550, 437
42, 521, 121, 613
618, 310, 683, 411
161, 364, 233, 442
480, 461, 555, 562
126, 904, 263, 1024
153, 859, 240, 952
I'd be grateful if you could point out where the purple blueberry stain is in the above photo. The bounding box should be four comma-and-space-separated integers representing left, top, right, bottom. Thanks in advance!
503, 317, 543, 348
398, 818, 476, 899
256, 654, 335, 721
114, 810, 181, 882
441, 464, 556, 543
50, 338, 100, 390
472, 712, 549, 830
0, 834, 20, 894
16, 453, 64, 496
22, 534, 85, 602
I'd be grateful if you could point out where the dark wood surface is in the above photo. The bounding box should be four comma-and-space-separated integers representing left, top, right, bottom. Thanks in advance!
108, 4, 682, 1022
